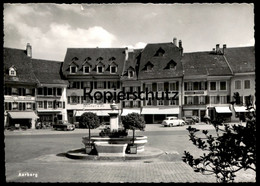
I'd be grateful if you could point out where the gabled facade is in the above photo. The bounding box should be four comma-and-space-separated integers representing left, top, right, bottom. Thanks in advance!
62, 48, 126, 124
31, 59, 68, 125
137, 40, 184, 123
4, 44, 38, 128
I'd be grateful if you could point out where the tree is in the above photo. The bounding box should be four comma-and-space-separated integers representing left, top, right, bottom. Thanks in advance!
182, 95, 256, 182
79, 112, 100, 145
122, 113, 146, 144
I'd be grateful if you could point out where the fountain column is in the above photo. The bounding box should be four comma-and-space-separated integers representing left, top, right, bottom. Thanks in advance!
108, 101, 119, 131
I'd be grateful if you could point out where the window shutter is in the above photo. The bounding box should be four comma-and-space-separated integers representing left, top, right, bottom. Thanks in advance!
153, 98, 157, 106
164, 82, 169, 91
63, 102, 65, 109
18, 88, 22, 96
176, 82, 179, 91
227, 95, 230, 103
32, 88, 35, 96
152, 83, 157, 91
130, 101, 133, 108
164, 98, 169, 106
44, 101, 47, 109
206, 95, 209, 104
184, 82, 187, 91
33, 103, 36, 110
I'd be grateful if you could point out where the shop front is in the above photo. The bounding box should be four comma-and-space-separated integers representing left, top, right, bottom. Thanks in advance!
7, 111, 39, 129
141, 107, 180, 124
213, 106, 232, 123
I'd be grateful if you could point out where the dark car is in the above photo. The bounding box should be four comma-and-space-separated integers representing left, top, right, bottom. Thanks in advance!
182, 116, 196, 125
53, 121, 75, 131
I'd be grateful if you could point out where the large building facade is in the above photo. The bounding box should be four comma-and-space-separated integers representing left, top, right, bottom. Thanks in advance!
4, 39, 255, 127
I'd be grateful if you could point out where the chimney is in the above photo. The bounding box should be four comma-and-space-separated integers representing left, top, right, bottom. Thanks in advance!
26, 43, 32, 58
173, 37, 177, 46
179, 40, 183, 56
216, 44, 220, 54
223, 44, 227, 55
125, 47, 129, 61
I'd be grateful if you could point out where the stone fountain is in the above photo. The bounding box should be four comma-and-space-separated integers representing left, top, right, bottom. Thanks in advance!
82, 101, 148, 157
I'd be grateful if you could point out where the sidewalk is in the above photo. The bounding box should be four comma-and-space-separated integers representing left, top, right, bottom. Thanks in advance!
4, 122, 247, 136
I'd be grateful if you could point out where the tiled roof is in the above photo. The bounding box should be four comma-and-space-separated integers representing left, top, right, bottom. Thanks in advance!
4, 47, 38, 84
31, 59, 68, 85
182, 51, 233, 77
62, 48, 126, 77
120, 49, 142, 81
137, 42, 183, 80
224, 46, 255, 73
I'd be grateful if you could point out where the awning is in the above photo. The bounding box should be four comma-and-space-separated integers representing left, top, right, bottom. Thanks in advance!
234, 106, 251, 112
215, 107, 232, 113
8, 111, 39, 119
141, 107, 180, 115
121, 109, 141, 116
75, 110, 112, 117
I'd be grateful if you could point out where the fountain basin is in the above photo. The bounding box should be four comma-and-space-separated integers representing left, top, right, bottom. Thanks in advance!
94, 142, 127, 157
82, 136, 148, 154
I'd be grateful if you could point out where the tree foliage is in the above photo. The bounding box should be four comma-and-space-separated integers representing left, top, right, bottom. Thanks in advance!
79, 112, 100, 129
122, 113, 146, 144
182, 93, 256, 183
79, 112, 100, 145
122, 113, 146, 131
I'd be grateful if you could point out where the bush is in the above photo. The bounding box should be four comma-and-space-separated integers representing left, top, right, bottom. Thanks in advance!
99, 127, 128, 137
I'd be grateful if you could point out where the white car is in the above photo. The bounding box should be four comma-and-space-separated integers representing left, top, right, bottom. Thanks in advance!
161, 116, 185, 127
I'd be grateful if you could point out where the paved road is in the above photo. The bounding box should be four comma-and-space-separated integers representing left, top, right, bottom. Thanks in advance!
4, 123, 255, 183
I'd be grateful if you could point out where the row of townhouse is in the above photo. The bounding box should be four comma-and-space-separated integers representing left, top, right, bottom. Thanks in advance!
4, 44, 68, 129
4, 38, 255, 128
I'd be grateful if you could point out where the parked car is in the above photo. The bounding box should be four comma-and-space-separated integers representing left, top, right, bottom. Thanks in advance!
161, 116, 185, 127
53, 121, 75, 131
182, 116, 198, 125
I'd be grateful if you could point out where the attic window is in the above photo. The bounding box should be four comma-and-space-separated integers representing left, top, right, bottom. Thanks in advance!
70, 66, 77, 74
110, 62, 118, 74
83, 66, 91, 74
146, 63, 153, 71
9, 67, 16, 76
128, 70, 134, 78
165, 60, 177, 70
154, 47, 165, 57
110, 66, 117, 74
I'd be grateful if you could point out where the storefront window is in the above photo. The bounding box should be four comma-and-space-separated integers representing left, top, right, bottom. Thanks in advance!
38, 101, 43, 108
48, 101, 53, 108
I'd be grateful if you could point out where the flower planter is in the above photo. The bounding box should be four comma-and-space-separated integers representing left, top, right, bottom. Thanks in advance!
129, 145, 137, 154
94, 141, 127, 157
85, 145, 92, 154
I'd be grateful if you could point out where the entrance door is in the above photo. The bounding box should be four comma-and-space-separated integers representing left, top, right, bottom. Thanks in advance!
144, 115, 153, 124
200, 110, 206, 122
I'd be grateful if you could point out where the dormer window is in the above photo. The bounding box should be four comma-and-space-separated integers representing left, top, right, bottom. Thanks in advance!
96, 62, 104, 74
154, 47, 165, 57
9, 66, 17, 76
128, 70, 134, 78
127, 67, 135, 78
164, 60, 177, 70
110, 62, 118, 74
110, 66, 117, 74
83, 65, 91, 74
142, 61, 154, 72
70, 66, 77, 74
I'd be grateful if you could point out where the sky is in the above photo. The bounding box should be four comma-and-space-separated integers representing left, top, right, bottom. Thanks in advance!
3, 3, 254, 61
